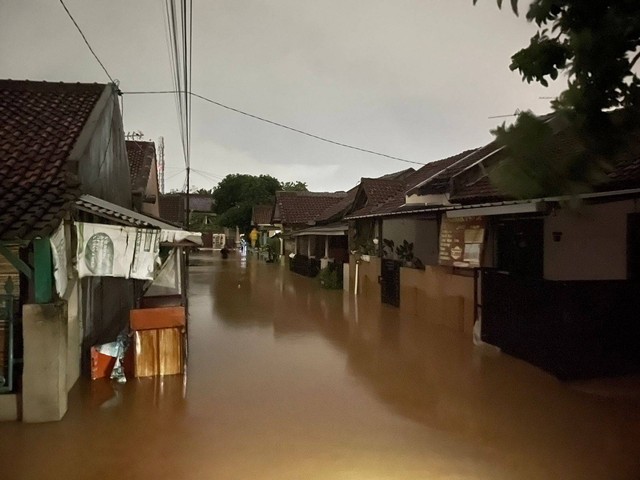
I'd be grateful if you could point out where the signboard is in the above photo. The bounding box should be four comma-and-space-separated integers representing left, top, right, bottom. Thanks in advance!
438, 216, 486, 268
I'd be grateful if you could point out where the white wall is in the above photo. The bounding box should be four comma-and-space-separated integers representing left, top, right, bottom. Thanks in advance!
382, 217, 439, 266
544, 199, 636, 281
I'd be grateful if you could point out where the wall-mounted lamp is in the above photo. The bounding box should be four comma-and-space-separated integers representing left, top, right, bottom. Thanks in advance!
552, 231, 563, 242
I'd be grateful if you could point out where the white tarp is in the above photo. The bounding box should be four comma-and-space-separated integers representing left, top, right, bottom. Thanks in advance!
130, 229, 161, 280
50, 223, 68, 295
76, 223, 135, 278
160, 230, 202, 245
76, 223, 162, 279
153, 250, 180, 289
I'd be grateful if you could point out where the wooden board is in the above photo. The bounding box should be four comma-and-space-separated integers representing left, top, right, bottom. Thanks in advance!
134, 328, 184, 377
130, 306, 185, 331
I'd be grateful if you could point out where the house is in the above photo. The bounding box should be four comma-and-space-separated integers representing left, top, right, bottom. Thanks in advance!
159, 192, 215, 227
251, 204, 280, 254
345, 114, 640, 379
344, 151, 477, 326
434, 120, 640, 379
126, 140, 160, 217
272, 190, 347, 258
0, 80, 196, 422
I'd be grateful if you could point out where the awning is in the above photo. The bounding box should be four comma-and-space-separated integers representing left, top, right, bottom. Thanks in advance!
76, 195, 203, 246
77, 195, 178, 229
291, 223, 348, 237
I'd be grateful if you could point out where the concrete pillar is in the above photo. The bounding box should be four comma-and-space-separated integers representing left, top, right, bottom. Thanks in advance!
22, 302, 68, 423
65, 280, 81, 392
324, 236, 329, 258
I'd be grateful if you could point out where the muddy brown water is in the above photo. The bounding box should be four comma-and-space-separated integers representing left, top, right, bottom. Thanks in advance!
1, 252, 640, 479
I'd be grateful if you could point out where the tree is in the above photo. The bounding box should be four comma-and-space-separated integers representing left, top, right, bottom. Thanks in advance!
476, 0, 640, 197
280, 181, 308, 192
212, 174, 306, 232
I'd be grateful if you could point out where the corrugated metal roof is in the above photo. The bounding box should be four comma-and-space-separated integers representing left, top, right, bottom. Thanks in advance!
76, 195, 178, 229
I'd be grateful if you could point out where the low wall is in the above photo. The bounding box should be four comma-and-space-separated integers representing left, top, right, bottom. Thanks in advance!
401, 267, 475, 335
350, 255, 474, 335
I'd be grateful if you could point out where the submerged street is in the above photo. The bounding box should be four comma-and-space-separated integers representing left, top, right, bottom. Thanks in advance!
1, 252, 640, 479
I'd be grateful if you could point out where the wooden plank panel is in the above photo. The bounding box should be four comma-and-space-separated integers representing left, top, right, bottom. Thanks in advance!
134, 328, 184, 378
130, 306, 185, 331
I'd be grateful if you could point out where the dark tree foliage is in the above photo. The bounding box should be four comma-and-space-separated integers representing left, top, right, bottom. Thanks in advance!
476, 0, 640, 197
280, 181, 308, 192
211, 174, 307, 232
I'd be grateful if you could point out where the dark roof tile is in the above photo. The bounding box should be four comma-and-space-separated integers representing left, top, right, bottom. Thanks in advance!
126, 140, 156, 193
0, 80, 105, 240
274, 191, 346, 226
252, 205, 273, 225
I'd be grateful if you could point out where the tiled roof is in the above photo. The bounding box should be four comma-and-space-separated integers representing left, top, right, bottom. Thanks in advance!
252, 204, 273, 225
347, 178, 406, 218
274, 191, 346, 226
409, 145, 494, 196
450, 126, 640, 204
344, 150, 475, 219
0, 80, 105, 240
315, 186, 358, 224
126, 140, 156, 192
159, 194, 185, 225
158, 193, 214, 225
188, 194, 214, 212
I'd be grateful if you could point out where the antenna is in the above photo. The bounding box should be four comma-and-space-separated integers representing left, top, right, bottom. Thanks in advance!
157, 136, 165, 194
125, 130, 145, 140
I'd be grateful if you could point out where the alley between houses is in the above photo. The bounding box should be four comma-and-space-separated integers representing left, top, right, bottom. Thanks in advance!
1, 252, 640, 480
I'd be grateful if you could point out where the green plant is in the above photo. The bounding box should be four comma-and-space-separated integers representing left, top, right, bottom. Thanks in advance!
318, 265, 342, 289
382, 238, 395, 258
395, 240, 414, 263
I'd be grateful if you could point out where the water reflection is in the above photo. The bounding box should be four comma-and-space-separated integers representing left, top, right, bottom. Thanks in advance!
2, 253, 638, 480
206, 254, 640, 479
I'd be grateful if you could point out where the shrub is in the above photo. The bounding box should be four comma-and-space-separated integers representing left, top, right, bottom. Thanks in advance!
318, 264, 343, 289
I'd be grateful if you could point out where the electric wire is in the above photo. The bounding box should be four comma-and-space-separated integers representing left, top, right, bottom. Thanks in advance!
58, 0, 115, 84
122, 90, 426, 166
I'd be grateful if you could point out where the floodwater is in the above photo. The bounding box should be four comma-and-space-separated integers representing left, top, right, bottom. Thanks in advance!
2, 253, 640, 479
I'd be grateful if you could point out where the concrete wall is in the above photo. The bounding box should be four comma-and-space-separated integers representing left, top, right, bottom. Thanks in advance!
65, 279, 82, 392
142, 156, 160, 217
77, 85, 132, 209
351, 255, 474, 336
400, 266, 474, 335
22, 303, 68, 422
382, 217, 439, 266
544, 199, 635, 281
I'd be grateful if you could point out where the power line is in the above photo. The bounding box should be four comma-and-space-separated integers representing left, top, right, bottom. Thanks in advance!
58, 0, 115, 84
122, 90, 426, 166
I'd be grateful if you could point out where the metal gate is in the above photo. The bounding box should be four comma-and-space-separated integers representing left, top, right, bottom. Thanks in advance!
0, 283, 17, 393
380, 259, 400, 307
479, 268, 640, 380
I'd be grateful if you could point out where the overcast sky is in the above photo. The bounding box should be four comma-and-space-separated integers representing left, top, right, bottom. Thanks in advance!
1, 0, 564, 193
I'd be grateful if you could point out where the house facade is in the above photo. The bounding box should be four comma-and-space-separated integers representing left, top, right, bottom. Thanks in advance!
344, 119, 640, 379
126, 140, 161, 217
0, 80, 196, 422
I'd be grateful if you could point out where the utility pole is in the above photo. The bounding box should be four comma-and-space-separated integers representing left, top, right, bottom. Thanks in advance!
157, 136, 165, 194
185, 167, 190, 230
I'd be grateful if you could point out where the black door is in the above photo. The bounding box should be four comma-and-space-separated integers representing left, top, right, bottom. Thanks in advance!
381, 259, 400, 307
496, 219, 543, 278
628, 213, 640, 280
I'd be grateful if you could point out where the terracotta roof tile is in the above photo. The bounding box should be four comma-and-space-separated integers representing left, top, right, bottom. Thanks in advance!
450, 126, 640, 203
345, 150, 474, 219
274, 191, 346, 226
158, 194, 185, 225
0, 80, 105, 240
252, 204, 273, 225
126, 140, 156, 192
